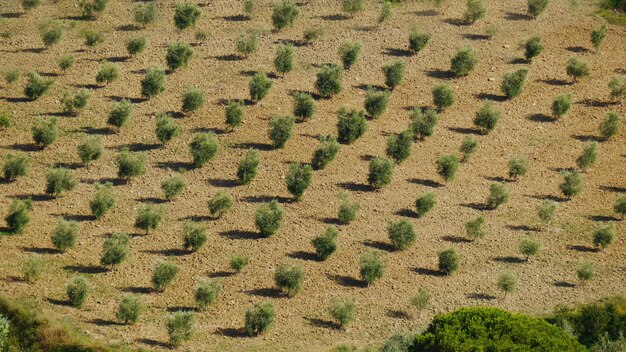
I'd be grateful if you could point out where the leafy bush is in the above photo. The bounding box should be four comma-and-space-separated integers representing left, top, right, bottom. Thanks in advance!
411, 288, 431, 317
576, 141, 598, 171
519, 238, 541, 261
152, 261, 179, 291
274, 44, 295, 75
40, 21, 64, 47
46, 168, 77, 197
593, 223, 615, 251
487, 182, 509, 209
501, 69, 528, 99
329, 299, 355, 329
360, 251, 384, 285
508, 155, 528, 179
77, 137, 102, 166
116, 294, 142, 325
107, 99, 133, 130
236, 31, 259, 57
51, 219, 79, 252
560, 170, 583, 199
225, 100, 245, 129
524, 36, 543, 62
339, 42, 362, 70
161, 175, 185, 200
378, 0, 393, 24
436, 154, 459, 183
364, 88, 390, 119
230, 255, 250, 272
245, 302, 275, 336
134, 2, 156, 27
208, 191, 233, 218
90, 183, 115, 220
255, 200, 284, 237
237, 149, 259, 184
249, 71, 272, 102
3, 68, 20, 85
244, 0, 254, 15
116, 149, 146, 181
183, 222, 207, 252
451, 47, 477, 77
81, 30, 104, 47
576, 261, 595, 284
155, 112, 181, 145
388, 220, 416, 250
528, 0, 549, 17
438, 248, 459, 275
465, 216, 486, 241
465, 0, 486, 23
342, 0, 364, 16
174, 2, 201, 30
274, 263, 305, 297
537, 200, 558, 226
141, 66, 166, 98
268, 115, 295, 149
415, 192, 436, 218
292, 92, 315, 122
303, 27, 324, 44
368, 157, 394, 189
21, 0, 41, 10
337, 108, 367, 144
66, 276, 90, 308
599, 111, 621, 140
79, 0, 107, 19
22, 255, 44, 283
134, 205, 164, 234
165, 311, 194, 347
432, 84, 455, 111
181, 87, 204, 114
312, 135, 339, 170
95, 62, 118, 85
608, 76, 626, 101
4, 199, 32, 234
98, 231, 130, 268
614, 195, 626, 220
338, 193, 360, 224
0, 113, 9, 129
408, 28, 430, 54
61, 89, 90, 115
590, 25, 607, 52
473, 101, 500, 134
316, 64, 343, 97
195, 279, 221, 310
189, 133, 219, 167
166, 42, 194, 71
286, 163, 313, 200
272, 1, 299, 31
312, 226, 339, 260
410, 108, 438, 140
497, 271, 517, 297
3, 154, 28, 181
386, 130, 413, 163
459, 136, 479, 162
383, 60, 405, 90
126, 37, 147, 57
24, 72, 53, 100
551, 93, 573, 120
566, 57, 589, 82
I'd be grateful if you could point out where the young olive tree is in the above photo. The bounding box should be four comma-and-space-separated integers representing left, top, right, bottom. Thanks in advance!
155, 113, 181, 145
274, 262, 305, 297
524, 36, 543, 63
501, 69, 528, 99
436, 154, 459, 183
107, 99, 133, 132
249, 72, 272, 103
312, 226, 339, 260
408, 28, 430, 54
46, 168, 77, 197
207, 191, 233, 218
559, 170, 583, 200
382, 60, 405, 90
141, 66, 166, 99
77, 137, 102, 166
464, 0, 486, 24
173, 2, 202, 30
225, 100, 245, 130
473, 101, 501, 134
451, 47, 477, 77
255, 200, 284, 237
268, 115, 295, 149
432, 84, 455, 112
337, 108, 367, 144
116, 149, 147, 182
274, 44, 295, 76
576, 141, 598, 172
316, 64, 343, 98
272, 1, 299, 31
410, 108, 438, 140
386, 130, 413, 163
360, 251, 384, 285
508, 155, 528, 180
90, 183, 115, 220
286, 162, 313, 200
339, 42, 362, 70
551, 93, 573, 120
368, 157, 394, 189
237, 149, 260, 185
364, 88, 390, 119
566, 57, 589, 83
459, 136, 479, 162
189, 133, 219, 168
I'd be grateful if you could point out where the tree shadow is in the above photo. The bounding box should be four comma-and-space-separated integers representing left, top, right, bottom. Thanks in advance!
13, 194, 54, 202
508, 58, 527, 64
9, 143, 41, 152
506, 224, 540, 232
318, 14, 350, 21
353, 83, 387, 92
526, 194, 566, 202
88, 318, 121, 326
105, 56, 128, 63
485, 176, 510, 183
567, 244, 597, 253
578, 99, 612, 108
222, 14, 248, 22
527, 113, 553, 123
77, 127, 114, 135
115, 143, 160, 152
304, 317, 337, 329
54, 213, 94, 222
1, 12, 23, 18
240, 195, 291, 203
287, 251, 320, 262
326, 273, 364, 288
387, 309, 411, 320
136, 197, 168, 204
337, 182, 371, 192
53, 162, 82, 170
46, 298, 71, 307
537, 78, 570, 86
462, 33, 491, 41
245, 287, 283, 298
63, 264, 107, 274
106, 95, 145, 104
219, 229, 260, 240
599, 185, 626, 193
214, 327, 248, 338
363, 240, 395, 252
474, 92, 507, 102
141, 248, 190, 256
166, 306, 198, 313
1, 97, 31, 103
414, 9, 438, 16
208, 178, 239, 188
413, 267, 445, 277
424, 69, 454, 80
460, 202, 489, 211
179, 215, 214, 222
232, 142, 273, 151
448, 127, 481, 135
466, 292, 497, 300
394, 209, 417, 218
504, 12, 532, 21
554, 280, 576, 288
155, 161, 193, 172
441, 17, 467, 26
214, 54, 243, 62
135, 338, 169, 348
22, 48, 46, 54
566, 46, 590, 54
492, 256, 525, 264
115, 24, 138, 32
20, 246, 60, 254
208, 271, 234, 278
274, 38, 306, 48
383, 48, 413, 57
441, 235, 472, 244
408, 178, 443, 188
121, 286, 153, 294
571, 134, 602, 142
587, 215, 616, 222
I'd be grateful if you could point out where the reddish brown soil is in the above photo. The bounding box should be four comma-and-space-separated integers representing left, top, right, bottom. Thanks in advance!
0, 0, 625, 351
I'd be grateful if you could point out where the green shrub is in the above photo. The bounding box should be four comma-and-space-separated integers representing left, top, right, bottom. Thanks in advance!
4, 68, 20, 85
316, 64, 343, 97
364, 88, 390, 119
249, 71, 272, 102
95, 62, 118, 85
244, 0, 254, 15
268, 115, 294, 149
576, 141, 598, 172
272, 1, 299, 31
77, 137, 102, 166
614, 195, 626, 220
39, 21, 64, 47
161, 175, 185, 200
465, 0, 486, 23
107, 99, 133, 130
174, 2, 201, 30
165, 311, 194, 347
386, 130, 413, 163
274, 263, 304, 297
411, 288, 431, 317
537, 200, 558, 225
519, 238, 540, 261
116, 149, 146, 181
141, 66, 166, 98
152, 261, 179, 291
338, 193, 359, 224
230, 255, 250, 272
45, 168, 77, 197
155, 113, 181, 145
593, 224, 615, 251
465, 216, 486, 241
292, 92, 315, 122
90, 183, 115, 220
436, 154, 459, 183
195, 279, 221, 310
383, 60, 405, 90
591, 25, 607, 51
126, 37, 147, 57
245, 302, 275, 336
438, 248, 459, 275
368, 157, 394, 189
189, 133, 219, 167
208, 191, 233, 218
134, 2, 156, 27
225, 100, 245, 129
410, 108, 438, 140
342, 0, 364, 16
24, 72, 53, 100
508, 155, 528, 179
134, 205, 163, 234
459, 136, 479, 162
388, 219, 416, 250
378, 0, 393, 24
22, 255, 44, 283
408, 28, 430, 54
473, 101, 500, 134
4, 199, 32, 234
303, 27, 324, 44
255, 200, 284, 237
3, 154, 28, 181
274, 44, 295, 75
66, 276, 90, 308
61, 89, 90, 115
360, 251, 384, 285
487, 182, 509, 209
598, 111, 621, 140
329, 299, 356, 329
195, 30, 211, 42
81, 30, 104, 47
0, 113, 9, 129
182, 222, 207, 252
337, 108, 367, 144
166, 42, 194, 71
560, 170, 583, 199
451, 47, 477, 77
236, 31, 259, 57
22, 0, 41, 10
51, 219, 78, 252
524, 36, 543, 62
576, 261, 595, 283
100, 233, 130, 267
339, 42, 362, 70
116, 294, 142, 325
551, 93, 573, 119
79, 0, 108, 19
181, 87, 204, 114
432, 84, 455, 111
566, 57, 589, 82
237, 149, 259, 184
528, 0, 549, 17
415, 192, 435, 218
608, 76, 626, 101
311, 135, 339, 170
501, 69, 528, 99
286, 163, 313, 200
497, 271, 517, 298
312, 226, 339, 260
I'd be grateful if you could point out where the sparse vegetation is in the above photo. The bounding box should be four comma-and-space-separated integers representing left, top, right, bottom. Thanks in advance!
473, 101, 500, 134
436, 154, 459, 183
465, 216, 486, 241
368, 157, 394, 189
237, 149, 260, 185
255, 200, 284, 237
328, 299, 356, 329
551, 93, 573, 120
410, 108, 438, 140
195, 279, 221, 310
272, 1, 299, 31
245, 302, 275, 336
576, 141, 598, 172
249, 72, 272, 102
382, 60, 405, 90
134, 205, 164, 234
165, 311, 194, 348
189, 133, 219, 167
337, 108, 367, 144
269, 115, 295, 149
45, 168, 77, 197
100, 233, 130, 268
339, 42, 362, 70
438, 248, 459, 275
312, 226, 339, 260
274, 263, 305, 297
208, 191, 233, 218
411, 288, 431, 318
360, 251, 384, 285
183, 222, 207, 252
598, 111, 621, 140
508, 155, 529, 179
51, 219, 79, 252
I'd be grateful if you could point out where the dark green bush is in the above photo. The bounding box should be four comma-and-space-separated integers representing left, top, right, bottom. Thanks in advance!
465, 216, 486, 241
237, 149, 259, 184
599, 111, 621, 140
4, 199, 32, 234
329, 299, 356, 329
21, 0, 41, 11
116, 294, 142, 325
134, 205, 164, 234
79, 0, 108, 19
208, 191, 233, 218
166, 42, 194, 71
560, 170, 583, 199
593, 223, 615, 251
155, 112, 181, 145
360, 251, 384, 285
614, 195, 626, 220
51, 219, 79, 252
286, 162, 313, 200
165, 311, 194, 347
608, 76, 626, 101
342, 0, 364, 16
566, 57, 589, 82
100, 233, 130, 267
61, 89, 90, 115
501, 69, 528, 99
230, 255, 250, 272
525, 36, 543, 62
576, 141, 598, 172
338, 193, 360, 224
432, 84, 455, 111
274, 44, 295, 75
66, 276, 90, 308
45, 168, 77, 197
195, 279, 221, 310
126, 37, 147, 57
459, 136, 479, 162
134, 2, 156, 27
438, 248, 459, 275
528, 0, 549, 17
77, 137, 102, 166
116, 149, 146, 181
551, 93, 572, 119
508, 155, 528, 179
255, 200, 284, 237
183, 222, 207, 252
141, 66, 166, 98
408, 28, 430, 54
274, 263, 305, 297
152, 260, 179, 291
312, 226, 339, 260
339, 42, 362, 70
81, 30, 104, 47
39, 21, 64, 47
189, 133, 219, 167
3, 154, 28, 181
368, 157, 394, 189
436, 154, 459, 183
474, 101, 501, 134
311, 135, 339, 170
386, 130, 413, 163
236, 31, 259, 57
107, 99, 133, 130
383, 60, 405, 90
364, 88, 390, 119
90, 183, 115, 220
268, 115, 295, 149
96, 62, 118, 85
487, 182, 509, 209
316, 64, 343, 97
272, 1, 299, 31
174, 2, 201, 30
415, 192, 435, 218
245, 302, 275, 336
225, 100, 245, 129
388, 219, 416, 250
410, 108, 438, 140
293, 92, 315, 122
0, 113, 10, 129
451, 46, 477, 77
337, 108, 367, 144
249, 71, 272, 102
465, 0, 486, 23
161, 175, 185, 200
181, 87, 204, 114
24, 72, 53, 100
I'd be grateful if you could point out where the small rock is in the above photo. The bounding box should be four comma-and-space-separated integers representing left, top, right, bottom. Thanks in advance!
503, 45, 510, 49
